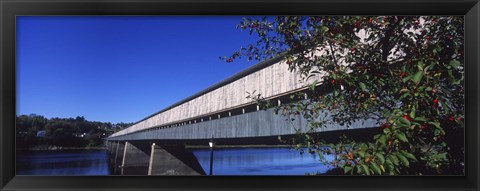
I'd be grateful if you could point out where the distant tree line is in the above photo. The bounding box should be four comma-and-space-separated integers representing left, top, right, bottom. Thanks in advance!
16, 114, 134, 149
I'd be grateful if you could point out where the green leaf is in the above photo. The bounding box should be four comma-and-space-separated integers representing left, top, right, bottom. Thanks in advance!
383, 128, 391, 134
310, 80, 318, 91
362, 165, 371, 175
441, 101, 450, 113
412, 71, 423, 84
375, 153, 385, 164
356, 165, 363, 174
378, 79, 385, 86
437, 152, 447, 160
402, 76, 412, 83
396, 132, 408, 143
378, 135, 387, 146
389, 155, 399, 166
385, 159, 395, 171
344, 166, 353, 174
453, 75, 464, 85
399, 92, 410, 100
409, 109, 416, 119
449, 60, 461, 69
397, 154, 410, 167
398, 117, 411, 127
359, 82, 366, 91
370, 163, 382, 175
321, 26, 329, 32
428, 121, 441, 129
400, 151, 417, 161
417, 61, 425, 69
358, 150, 366, 158
414, 117, 427, 122
409, 125, 416, 130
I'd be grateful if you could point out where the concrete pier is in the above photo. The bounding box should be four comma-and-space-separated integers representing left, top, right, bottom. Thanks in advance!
148, 143, 205, 175
107, 141, 205, 175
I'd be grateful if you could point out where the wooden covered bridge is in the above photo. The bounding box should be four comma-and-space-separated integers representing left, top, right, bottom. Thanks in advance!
106, 53, 378, 175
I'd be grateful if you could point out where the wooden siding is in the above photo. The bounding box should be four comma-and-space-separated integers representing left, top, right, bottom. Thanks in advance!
111, 59, 324, 138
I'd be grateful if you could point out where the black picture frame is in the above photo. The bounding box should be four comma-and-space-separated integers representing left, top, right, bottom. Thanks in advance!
1, 0, 479, 190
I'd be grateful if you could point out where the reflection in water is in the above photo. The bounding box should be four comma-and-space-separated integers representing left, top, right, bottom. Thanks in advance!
16, 150, 109, 175
192, 147, 333, 175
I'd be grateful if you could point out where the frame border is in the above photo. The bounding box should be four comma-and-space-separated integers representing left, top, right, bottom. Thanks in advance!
1, 0, 479, 191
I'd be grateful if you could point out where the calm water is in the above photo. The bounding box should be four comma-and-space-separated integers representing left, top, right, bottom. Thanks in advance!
16, 147, 332, 175
192, 147, 333, 175
16, 150, 110, 175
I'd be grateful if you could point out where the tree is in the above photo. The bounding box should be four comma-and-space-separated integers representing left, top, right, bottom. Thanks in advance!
225, 16, 464, 175
16, 114, 115, 149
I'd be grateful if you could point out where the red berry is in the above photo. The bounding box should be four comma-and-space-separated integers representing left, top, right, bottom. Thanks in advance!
449, 117, 455, 121
368, 18, 373, 24
457, 117, 462, 121
354, 21, 360, 28
380, 123, 391, 129
402, 115, 411, 121
433, 99, 439, 108
347, 152, 354, 160
331, 79, 335, 84
400, 72, 406, 77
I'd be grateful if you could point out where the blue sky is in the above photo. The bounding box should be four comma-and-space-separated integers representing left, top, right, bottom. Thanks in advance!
16, 16, 262, 123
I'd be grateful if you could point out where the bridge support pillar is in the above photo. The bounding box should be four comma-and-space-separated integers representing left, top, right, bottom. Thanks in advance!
113, 141, 124, 175
148, 143, 205, 175
120, 141, 150, 175
106, 141, 126, 175
107, 140, 205, 175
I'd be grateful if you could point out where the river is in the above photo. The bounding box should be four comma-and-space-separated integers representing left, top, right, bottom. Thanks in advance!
16, 147, 333, 175
192, 147, 333, 175
16, 150, 110, 175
